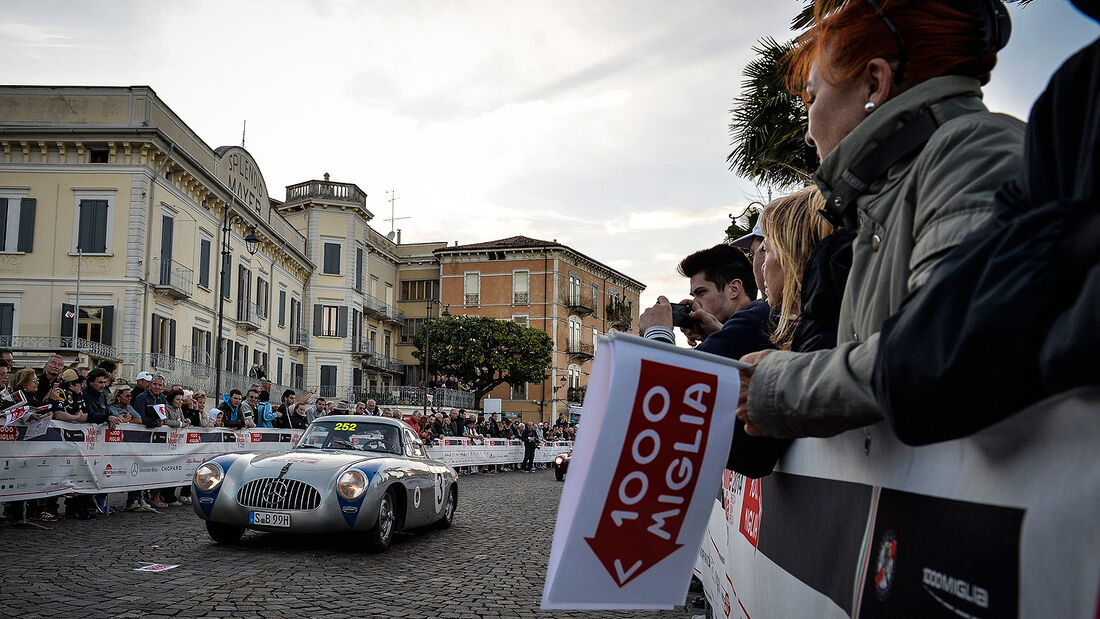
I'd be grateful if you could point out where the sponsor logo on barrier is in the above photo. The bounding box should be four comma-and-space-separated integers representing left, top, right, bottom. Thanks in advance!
130, 463, 139, 478
36, 458, 49, 468
185, 457, 205, 465
167, 431, 180, 449
105, 429, 123, 443
739, 477, 761, 549
160, 465, 182, 472
874, 530, 898, 600
723, 590, 731, 617
0, 427, 17, 441
251, 433, 262, 442
104, 463, 118, 478
85, 427, 97, 444
186, 433, 201, 444
922, 567, 989, 610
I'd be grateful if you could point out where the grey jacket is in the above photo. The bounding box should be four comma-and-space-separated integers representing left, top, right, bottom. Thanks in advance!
747, 76, 1025, 438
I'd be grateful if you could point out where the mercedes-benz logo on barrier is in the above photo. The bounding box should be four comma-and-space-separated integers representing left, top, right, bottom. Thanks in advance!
263, 479, 289, 507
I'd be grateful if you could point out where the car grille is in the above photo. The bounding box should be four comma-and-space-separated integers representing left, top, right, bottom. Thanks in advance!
236, 478, 321, 510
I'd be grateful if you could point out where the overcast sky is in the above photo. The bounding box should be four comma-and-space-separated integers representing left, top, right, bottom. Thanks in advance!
2, 1, 1097, 306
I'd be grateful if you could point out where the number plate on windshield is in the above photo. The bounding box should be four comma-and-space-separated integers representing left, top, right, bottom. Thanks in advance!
249, 510, 291, 527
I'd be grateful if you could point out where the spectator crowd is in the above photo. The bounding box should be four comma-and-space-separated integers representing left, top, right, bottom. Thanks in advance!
0, 351, 574, 524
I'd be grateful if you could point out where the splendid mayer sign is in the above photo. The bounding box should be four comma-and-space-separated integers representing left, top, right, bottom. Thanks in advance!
0, 424, 570, 501
543, 334, 741, 610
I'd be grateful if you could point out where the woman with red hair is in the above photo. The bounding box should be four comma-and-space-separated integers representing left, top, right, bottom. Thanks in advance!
737, 0, 1025, 438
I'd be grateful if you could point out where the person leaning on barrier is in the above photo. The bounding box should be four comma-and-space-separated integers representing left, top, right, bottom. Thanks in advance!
132, 371, 152, 400
82, 368, 111, 425
55, 369, 89, 423
218, 389, 250, 429
35, 354, 65, 403
135, 375, 168, 429
106, 386, 139, 429
736, 0, 1025, 439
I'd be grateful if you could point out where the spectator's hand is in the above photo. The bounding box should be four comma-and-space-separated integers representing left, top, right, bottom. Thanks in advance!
680, 299, 722, 346
107, 415, 120, 430
736, 350, 776, 436
639, 296, 674, 333
182, 419, 191, 428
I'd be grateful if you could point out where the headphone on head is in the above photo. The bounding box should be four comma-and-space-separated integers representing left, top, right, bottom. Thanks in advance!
958, 0, 1012, 52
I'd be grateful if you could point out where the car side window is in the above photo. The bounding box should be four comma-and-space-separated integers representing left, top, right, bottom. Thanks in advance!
405, 430, 426, 458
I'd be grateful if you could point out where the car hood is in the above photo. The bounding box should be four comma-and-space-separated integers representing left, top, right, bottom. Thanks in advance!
246, 449, 390, 472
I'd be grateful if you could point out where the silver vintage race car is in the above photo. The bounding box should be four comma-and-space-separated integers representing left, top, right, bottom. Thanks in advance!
191, 415, 458, 552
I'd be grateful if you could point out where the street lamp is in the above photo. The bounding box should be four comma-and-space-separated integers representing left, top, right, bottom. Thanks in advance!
214, 210, 260, 400
422, 298, 450, 414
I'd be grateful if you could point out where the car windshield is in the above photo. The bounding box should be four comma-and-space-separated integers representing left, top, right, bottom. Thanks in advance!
297, 420, 402, 455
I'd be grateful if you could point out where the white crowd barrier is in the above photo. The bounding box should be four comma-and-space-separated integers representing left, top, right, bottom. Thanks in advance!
0, 421, 573, 502
692, 388, 1100, 618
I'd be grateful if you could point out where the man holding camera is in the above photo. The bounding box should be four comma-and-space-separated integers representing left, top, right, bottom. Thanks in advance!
640, 244, 772, 359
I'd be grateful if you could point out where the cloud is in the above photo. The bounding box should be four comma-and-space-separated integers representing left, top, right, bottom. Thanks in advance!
603, 206, 732, 235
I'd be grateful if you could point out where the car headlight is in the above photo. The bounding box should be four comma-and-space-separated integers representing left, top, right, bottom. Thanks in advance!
337, 469, 367, 500
194, 462, 223, 492
554, 456, 564, 465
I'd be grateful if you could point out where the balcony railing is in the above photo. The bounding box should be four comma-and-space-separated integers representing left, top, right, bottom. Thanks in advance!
567, 340, 595, 359
120, 353, 294, 401
290, 328, 309, 350
341, 386, 475, 409
363, 353, 403, 374
236, 301, 263, 330
388, 307, 404, 323
561, 291, 595, 317
513, 291, 529, 305
606, 302, 632, 329
464, 293, 479, 306
154, 259, 194, 299
567, 386, 587, 403
1, 335, 119, 360
363, 294, 388, 319
285, 179, 367, 207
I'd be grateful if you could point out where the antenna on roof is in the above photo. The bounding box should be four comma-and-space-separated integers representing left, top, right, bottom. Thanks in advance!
241, 120, 246, 148
384, 189, 411, 234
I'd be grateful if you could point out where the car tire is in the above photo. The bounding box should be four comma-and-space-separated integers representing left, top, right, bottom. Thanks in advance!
362, 488, 397, 553
433, 484, 457, 530
555, 469, 565, 481
206, 520, 245, 544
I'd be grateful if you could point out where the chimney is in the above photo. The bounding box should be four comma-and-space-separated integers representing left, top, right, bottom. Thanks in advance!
323, 172, 330, 181
454, 241, 458, 246
396, 229, 402, 244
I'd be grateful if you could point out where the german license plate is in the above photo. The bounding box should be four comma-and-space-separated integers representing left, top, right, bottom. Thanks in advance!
249, 510, 291, 527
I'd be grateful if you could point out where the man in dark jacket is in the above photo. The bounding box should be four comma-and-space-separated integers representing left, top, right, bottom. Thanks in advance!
218, 390, 247, 429
520, 422, 540, 472
134, 375, 168, 428
82, 368, 111, 424
35, 354, 65, 403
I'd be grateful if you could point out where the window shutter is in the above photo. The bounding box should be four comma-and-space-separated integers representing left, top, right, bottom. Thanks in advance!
150, 315, 159, 353
101, 305, 114, 346
221, 253, 232, 297
312, 304, 322, 336
338, 306, 349, 337
278, 290, 286, 325
199, 239, 211, 287
17, 198, 35, 252
277, 357, 284, 384
93, 201, 108, 253
0, 198, 8, 252
169, 319, 177, 357
0, 303, 14, 339
61, 303, 75, 338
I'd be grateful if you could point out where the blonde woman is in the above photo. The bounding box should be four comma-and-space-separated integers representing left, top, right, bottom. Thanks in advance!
758, 186, 840, 352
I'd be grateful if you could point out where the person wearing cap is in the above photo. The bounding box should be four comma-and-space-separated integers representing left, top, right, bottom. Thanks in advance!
730, 207, 769, 303
132, 371, 153, 401
134, 374, 168, 429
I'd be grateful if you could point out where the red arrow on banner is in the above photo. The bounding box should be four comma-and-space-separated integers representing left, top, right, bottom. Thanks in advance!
584, 359, 718, 587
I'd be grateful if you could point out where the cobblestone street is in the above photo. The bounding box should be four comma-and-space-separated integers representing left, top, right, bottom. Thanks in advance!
0, 468, 696, 618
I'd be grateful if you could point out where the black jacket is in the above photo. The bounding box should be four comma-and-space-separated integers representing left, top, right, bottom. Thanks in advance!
82, 386, 110, 424
872, 31, 1100, 444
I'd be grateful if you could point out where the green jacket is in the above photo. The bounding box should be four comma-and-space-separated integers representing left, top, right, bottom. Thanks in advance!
747, 76, 1025, 438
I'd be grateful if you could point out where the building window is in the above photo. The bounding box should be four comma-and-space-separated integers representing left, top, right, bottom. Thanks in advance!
198, 237, 211, 288
369, 275, 379, 298
400, 279, 438, 301
400, 318, 425, 344
236, 265, 252, 320
568, 316, 582, 349
74, 196, 112, 254
278, 289, 286, 327
511, 382, 527, 400
513, 271, 529, 305
592, 327, 599, 353
255, 276, 269, 318
567, 364, 582, 388
190, 327, 211, 365
322, 242, 342, 275
355, 247, 364, 291
464, 272, 480, 306
320, 364, 338, 398
568, 274, 582, 305
321, 305, 340, 337
0, 193, 36, 253
150, 314, 176, 358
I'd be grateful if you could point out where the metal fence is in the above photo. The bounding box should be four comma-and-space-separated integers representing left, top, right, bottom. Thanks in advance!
1, 335, 119, 360
120, 353, 293, 401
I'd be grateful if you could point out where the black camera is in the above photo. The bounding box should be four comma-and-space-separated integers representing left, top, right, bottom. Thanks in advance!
670, 303, 693, 329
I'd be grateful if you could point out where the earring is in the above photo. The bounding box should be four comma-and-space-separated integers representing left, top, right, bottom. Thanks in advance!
864, 101, 876, 114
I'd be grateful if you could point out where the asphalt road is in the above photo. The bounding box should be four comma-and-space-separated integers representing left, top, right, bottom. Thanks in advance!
0, 467, 698, 618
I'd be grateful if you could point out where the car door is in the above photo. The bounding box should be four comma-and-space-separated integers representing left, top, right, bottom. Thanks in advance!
401, 428, 436, 528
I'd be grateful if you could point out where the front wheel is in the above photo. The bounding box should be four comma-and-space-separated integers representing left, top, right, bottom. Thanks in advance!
205, 520, 245, 544
361, 488, 397, 553
433, 485, 457, 530
555, 469, 564, 481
